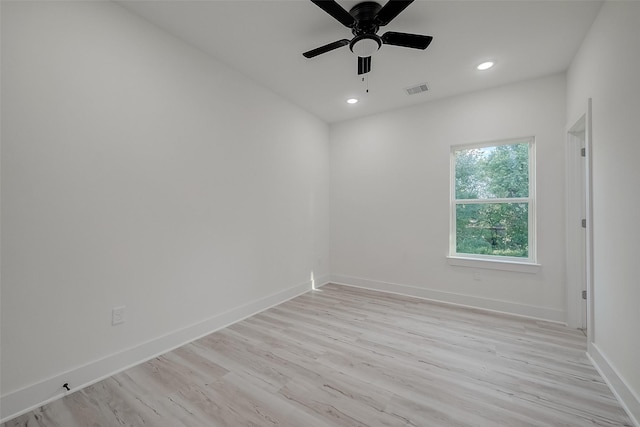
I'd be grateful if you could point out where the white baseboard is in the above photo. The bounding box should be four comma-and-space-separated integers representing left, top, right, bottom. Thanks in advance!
588, 342, 640, 427
1, 278, 328, 423
330, 274, 566, 324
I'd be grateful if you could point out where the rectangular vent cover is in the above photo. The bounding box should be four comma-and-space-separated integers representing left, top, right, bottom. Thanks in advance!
405, 83, 429, 95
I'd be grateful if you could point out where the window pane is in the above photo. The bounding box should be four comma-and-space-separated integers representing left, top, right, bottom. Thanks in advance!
455, 143, 529, 199
456, 203, 528, 257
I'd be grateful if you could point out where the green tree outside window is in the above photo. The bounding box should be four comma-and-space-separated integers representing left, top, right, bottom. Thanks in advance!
452, 141, 532, 259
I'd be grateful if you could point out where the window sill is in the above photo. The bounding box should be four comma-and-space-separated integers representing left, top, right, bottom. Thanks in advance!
446, 256, 541, 274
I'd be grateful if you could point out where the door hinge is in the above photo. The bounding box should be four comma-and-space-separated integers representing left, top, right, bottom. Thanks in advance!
581, 147, 586, 157
582, 290, 587, 300
581, 218, 587, 228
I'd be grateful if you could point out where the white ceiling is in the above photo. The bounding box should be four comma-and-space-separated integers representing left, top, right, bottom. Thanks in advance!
119, 0, 602, 123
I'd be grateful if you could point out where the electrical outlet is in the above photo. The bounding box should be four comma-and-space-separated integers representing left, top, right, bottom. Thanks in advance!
112, 306, 126, 325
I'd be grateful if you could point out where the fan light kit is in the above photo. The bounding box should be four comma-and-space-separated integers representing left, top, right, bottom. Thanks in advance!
303, 0, 433, 75
477, 61, 495, 71
350, 35, 381, 57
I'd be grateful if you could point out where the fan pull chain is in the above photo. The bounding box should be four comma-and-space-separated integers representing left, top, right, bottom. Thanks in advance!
362, 75, 370, 94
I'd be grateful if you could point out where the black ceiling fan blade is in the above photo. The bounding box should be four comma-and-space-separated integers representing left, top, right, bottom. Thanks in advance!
310, 0, 355, 28
375, 0, 414, 26
358, 56, 372, 75
381, 31, 433, 49
303, 39, 350, 58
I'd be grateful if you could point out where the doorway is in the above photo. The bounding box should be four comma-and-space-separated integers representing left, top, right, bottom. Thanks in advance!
565, 99, 593, 338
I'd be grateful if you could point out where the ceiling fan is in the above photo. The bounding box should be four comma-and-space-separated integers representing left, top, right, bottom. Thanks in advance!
303, 0, 433, 75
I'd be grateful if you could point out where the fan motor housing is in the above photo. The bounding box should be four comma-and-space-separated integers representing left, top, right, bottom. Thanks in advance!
349, 1, 382, 35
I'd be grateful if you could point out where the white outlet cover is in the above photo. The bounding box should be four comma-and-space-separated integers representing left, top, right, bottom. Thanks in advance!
112, 306, 126, 325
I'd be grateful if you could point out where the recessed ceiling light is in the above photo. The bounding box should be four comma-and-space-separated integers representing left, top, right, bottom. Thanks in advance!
477, 61, 495, 71
346, 98, 358, 104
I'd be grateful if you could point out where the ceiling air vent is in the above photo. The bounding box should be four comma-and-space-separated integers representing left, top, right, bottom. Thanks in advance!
405, 82, 429, 95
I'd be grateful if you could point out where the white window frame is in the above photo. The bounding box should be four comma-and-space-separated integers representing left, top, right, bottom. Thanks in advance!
448, 137, 539, 272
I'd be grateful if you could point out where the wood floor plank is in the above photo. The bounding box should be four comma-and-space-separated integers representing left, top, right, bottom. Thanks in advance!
3, 284, 633, 426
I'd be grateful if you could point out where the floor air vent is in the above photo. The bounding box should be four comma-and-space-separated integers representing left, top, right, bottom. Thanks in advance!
405, 83, 429, 95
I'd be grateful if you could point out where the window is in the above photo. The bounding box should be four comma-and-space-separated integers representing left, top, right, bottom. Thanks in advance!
450, 138, 536, 264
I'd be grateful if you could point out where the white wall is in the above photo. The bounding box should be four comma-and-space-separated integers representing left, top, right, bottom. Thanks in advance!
0, 0, 329, 418
567, 2, 640, 422
330, 74, 567, 321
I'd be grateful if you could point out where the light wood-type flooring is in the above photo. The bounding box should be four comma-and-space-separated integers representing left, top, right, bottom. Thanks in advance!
3, 284, 633, 426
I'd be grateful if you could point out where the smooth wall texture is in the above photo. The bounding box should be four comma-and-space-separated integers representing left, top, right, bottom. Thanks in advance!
330, 74, 567, 321
1, 0, 329, 403
567, 1, 640, 416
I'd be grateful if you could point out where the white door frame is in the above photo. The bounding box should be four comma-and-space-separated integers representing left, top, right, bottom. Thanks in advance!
565, 99, 594, 339
584, 99, 594, 343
